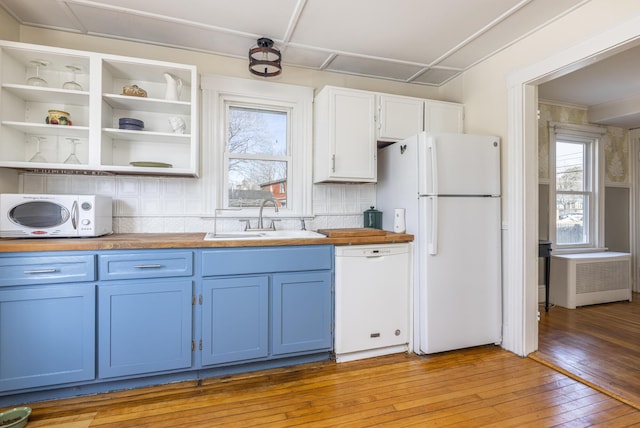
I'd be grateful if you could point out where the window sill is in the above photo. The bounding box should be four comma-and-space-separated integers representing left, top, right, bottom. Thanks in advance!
551, 247, 608, 255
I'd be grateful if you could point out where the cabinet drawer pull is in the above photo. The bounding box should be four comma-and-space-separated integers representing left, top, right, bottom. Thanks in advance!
134, 264, 163, 269
24, 268, 58, 274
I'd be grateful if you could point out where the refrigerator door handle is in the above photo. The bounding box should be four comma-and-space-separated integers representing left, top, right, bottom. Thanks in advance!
428, 196, 438, 255
428, 137, 438, 195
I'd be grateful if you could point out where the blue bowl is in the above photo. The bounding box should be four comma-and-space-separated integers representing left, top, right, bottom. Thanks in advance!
119, 124, 144, 130
119, 118, 144, 130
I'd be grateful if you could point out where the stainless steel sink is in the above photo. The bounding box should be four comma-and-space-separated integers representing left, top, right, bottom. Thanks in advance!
204, 230, 327, 240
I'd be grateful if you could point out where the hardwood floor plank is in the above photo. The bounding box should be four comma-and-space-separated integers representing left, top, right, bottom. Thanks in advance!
534, 292, 640, 409
17, 345, 639, 427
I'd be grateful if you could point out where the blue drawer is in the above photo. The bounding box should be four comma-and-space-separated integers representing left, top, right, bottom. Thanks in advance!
0, 253, 96, 286
201, 245, 332, 277
98, 250, 194, 280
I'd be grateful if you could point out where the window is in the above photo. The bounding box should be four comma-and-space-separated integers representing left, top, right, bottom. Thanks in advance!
201, 75, 313, 217
225, 105, 290, 208
555, 139, 591, 245
549, 123, 605, 250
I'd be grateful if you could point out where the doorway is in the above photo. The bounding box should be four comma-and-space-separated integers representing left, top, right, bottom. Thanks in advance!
505, 11, 640, 357
506, 12, 640, 408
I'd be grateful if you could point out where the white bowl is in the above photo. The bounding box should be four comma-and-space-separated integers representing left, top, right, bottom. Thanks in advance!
0, 407, 31, 428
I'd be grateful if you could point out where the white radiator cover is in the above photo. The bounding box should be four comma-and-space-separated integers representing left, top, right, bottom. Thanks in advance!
550, 252, 632, 309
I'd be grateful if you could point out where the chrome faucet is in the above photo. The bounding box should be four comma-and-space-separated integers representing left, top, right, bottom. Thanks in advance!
254, 199, 279, 230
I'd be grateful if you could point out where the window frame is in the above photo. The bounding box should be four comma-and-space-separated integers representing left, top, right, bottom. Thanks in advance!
548, 122, 606, 252
223, 102, 292, 209
201, 75, 313, 218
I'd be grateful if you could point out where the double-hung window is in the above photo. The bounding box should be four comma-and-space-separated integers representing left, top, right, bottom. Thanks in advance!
225, 104, 290, 208
549, 122, 605, 250
201, 75, 313, 217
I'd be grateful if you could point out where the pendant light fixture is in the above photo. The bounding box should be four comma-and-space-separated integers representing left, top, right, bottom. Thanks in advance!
249, 37, 282, 77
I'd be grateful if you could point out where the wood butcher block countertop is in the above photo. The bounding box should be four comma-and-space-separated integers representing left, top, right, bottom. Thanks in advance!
0, 229, 413, 253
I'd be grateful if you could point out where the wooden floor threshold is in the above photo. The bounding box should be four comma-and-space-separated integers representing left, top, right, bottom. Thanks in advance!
534, 293, 640, 409
528, 352, 640, 411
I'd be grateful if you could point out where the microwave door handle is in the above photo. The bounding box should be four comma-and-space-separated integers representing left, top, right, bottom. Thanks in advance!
71, 200, 78, 230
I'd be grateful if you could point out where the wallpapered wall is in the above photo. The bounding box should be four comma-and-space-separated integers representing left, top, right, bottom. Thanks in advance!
538, 102, 630, 184
537, 101, 631, 254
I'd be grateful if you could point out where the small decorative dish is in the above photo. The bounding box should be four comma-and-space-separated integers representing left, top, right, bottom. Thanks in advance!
122, 84, 147, 97
45, 110, 72, 125
119, 118, 144, 131
129, 161, 172, 168
0, 406, 32, 428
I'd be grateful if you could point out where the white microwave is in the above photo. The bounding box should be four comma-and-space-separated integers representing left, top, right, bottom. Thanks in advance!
0, 194, 112, 238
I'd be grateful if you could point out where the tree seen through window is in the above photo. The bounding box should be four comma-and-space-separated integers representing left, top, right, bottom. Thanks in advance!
226, 106, 289, 208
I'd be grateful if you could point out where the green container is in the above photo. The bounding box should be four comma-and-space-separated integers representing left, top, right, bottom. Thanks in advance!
364, 206, 383, 229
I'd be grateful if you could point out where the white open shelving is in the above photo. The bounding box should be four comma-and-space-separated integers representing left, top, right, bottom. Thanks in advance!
0, 40, 199, 176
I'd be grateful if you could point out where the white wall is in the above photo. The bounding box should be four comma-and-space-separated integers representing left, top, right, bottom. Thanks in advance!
18, 173, 373, 233
442, 0, 640, 222
438, 0, 640, 355
0, 7, 19, 41
0, 169, 18, 193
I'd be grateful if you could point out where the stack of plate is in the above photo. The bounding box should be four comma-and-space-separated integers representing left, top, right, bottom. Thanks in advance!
119, 118, 144, 130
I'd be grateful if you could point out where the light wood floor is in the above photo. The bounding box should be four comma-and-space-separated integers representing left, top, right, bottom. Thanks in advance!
19, 345, 640, 427
533, 292, 640, 410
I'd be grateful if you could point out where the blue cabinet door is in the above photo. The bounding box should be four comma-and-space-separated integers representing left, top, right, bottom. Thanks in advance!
0, 284, 95, 392
201, 276, 269, 366
272, 271, 333, 355
98, 279, 193, 378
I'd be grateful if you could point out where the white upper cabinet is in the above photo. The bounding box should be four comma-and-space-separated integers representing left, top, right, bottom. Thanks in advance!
314, 85, 463, 183
314, 86, 377, 183
424, 99, 463, 133
377, 94, 424, 142
0, 40, 198, 176
377, 95, 464, 142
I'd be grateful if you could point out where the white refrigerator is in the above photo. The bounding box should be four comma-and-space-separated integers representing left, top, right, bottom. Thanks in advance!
376, 132, 502, 354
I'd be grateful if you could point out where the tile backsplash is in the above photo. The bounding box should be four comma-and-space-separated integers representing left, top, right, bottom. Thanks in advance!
18, 173, 376, 233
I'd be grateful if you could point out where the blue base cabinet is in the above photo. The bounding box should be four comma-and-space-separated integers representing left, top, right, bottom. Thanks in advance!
97, 279, 193, 378
0, 245, 333, 405
272, 271, 332, 355
0, 284, 95, 392
200, 245, 334, 367
97, 250, 194, 379
201, 276, 269, 366
0, 251, 96, 393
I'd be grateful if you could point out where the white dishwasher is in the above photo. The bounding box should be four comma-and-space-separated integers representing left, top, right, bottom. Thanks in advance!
334, 243, 412, 362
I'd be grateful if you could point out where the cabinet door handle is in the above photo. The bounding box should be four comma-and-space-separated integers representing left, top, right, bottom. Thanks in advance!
24, 269, 58, 274
331, 154, 336, 172
134, 264, 163, 269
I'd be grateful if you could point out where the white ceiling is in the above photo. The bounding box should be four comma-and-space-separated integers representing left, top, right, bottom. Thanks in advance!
2, 0, 638, 129
538, 43, 640, 129
0, 0, 587, 86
